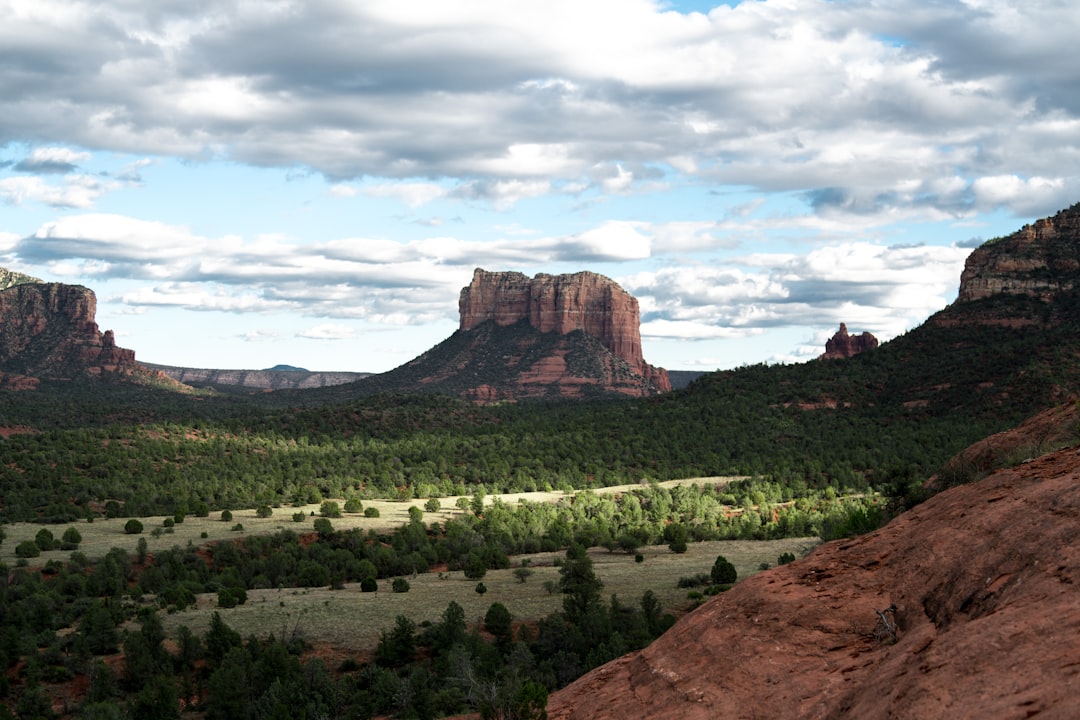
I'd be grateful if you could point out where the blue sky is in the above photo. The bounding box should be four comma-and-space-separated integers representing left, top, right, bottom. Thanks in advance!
1, 0, 1078, 373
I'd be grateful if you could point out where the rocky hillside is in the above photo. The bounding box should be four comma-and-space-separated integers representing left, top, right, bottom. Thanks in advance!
547, 402, 1080, 719
0, 280, 148, 388
143, 363, 371, 391
355, 269, 670, 402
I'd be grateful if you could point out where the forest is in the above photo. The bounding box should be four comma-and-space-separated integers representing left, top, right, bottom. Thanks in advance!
3, 304, 1080, 717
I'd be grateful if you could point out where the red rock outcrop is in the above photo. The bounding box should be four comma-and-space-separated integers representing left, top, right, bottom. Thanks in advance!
0, 281, 141, 383
957, 202, 1080, 304
548, 420, 1080, 719
820, 323, 878, 359
459, 268, 670, 393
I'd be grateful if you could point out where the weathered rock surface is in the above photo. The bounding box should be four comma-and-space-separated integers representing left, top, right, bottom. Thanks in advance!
456, 268, 670, 396
547, 414, 1080, 719
0, 281, 143, 384
820, 323, 878, 359
144, 364, 371, 391
958, 202, 1080, 305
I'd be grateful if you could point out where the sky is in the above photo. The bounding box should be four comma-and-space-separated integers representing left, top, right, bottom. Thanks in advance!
1, 0, 1079, 373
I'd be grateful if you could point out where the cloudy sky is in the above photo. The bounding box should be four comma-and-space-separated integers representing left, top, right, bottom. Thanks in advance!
2, 0, 1078, 373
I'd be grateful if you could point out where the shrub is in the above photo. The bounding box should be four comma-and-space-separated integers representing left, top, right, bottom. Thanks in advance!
256, 505, 272, 518
173, 513, 185, 524
360, 577, 378, 593
163, 518, 174, 528
677, 573, 711, 588
474, 582, 487, 596
778, 551, 796, 565
15, 540, 40, 558
221, 510, 233, 522
711, 555, 737, 585
343, 498, 363, 513
424, 497, 441, 513
635, 553, 645, 563
34, 528, 55, 551
392, 578, 410, 593
320, 501, 342, 518
292, 512, 305, 522
124, 519, 144, 535
230, 523, 244, 532
313, 518, 334, 537
363, 507, 380, 518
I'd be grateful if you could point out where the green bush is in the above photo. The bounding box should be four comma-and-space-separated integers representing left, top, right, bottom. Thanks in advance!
15, 540, 40, 558
256, 505, 272, 518
363, 507, 380, 518
292, 512, 305, 522
320, 501, 342, 518
391, 578, 410, 593
34, 528, 55, 551
360, 577, 378, 593
424, 497, 441, 513
124, 519, 144, 535
711, 555, 737, 585
778, 551, 796, 565
221, 510, 233, 522
343, 498, 363, 513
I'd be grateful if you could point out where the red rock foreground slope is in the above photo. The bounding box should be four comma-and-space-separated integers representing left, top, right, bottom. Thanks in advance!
548, 442, 1080, 718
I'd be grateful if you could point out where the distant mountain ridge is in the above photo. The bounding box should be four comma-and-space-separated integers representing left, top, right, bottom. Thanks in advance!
143, 363, 371, 391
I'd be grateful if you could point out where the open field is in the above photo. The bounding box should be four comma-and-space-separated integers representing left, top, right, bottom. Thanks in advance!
0, 476, 746, 566
1, 475, 812, 656
155, 537, 819, 655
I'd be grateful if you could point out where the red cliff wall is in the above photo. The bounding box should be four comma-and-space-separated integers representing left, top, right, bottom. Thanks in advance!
459, 268, 670, 392
0, 282, 138, 381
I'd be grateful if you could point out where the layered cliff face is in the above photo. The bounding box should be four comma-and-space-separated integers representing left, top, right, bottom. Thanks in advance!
548, 409, 1080, 719
0, 280, 141, 386
930, 202, 1080, 331
459, 268, 670, 394
361, 269, 670, 401
820, 323, 878, 359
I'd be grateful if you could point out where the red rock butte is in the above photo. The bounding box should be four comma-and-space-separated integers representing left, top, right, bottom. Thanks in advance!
0, 281, 141, 387
458, 268, 670, 392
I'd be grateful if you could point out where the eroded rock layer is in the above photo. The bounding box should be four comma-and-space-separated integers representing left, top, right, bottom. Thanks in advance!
458, 268, 670, 395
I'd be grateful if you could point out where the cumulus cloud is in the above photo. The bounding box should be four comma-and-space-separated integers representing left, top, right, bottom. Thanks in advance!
623, 240, 973, 343
0, 1, 1074, 219
14, 147, 91, 174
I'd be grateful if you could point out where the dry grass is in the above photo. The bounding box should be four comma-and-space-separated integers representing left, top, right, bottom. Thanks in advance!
157, 537, 818, 654
0, 476, 745, 566
2, 476, 813, 656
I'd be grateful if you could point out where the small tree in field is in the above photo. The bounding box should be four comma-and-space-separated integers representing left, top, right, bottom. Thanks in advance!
711, 555, 737, 585
124, 519, 144, 535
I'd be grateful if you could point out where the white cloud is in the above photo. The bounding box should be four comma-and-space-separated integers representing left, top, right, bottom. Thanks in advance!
296, 323, 356, 340
364, 182, 448, 208
0, 175, 118, 208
